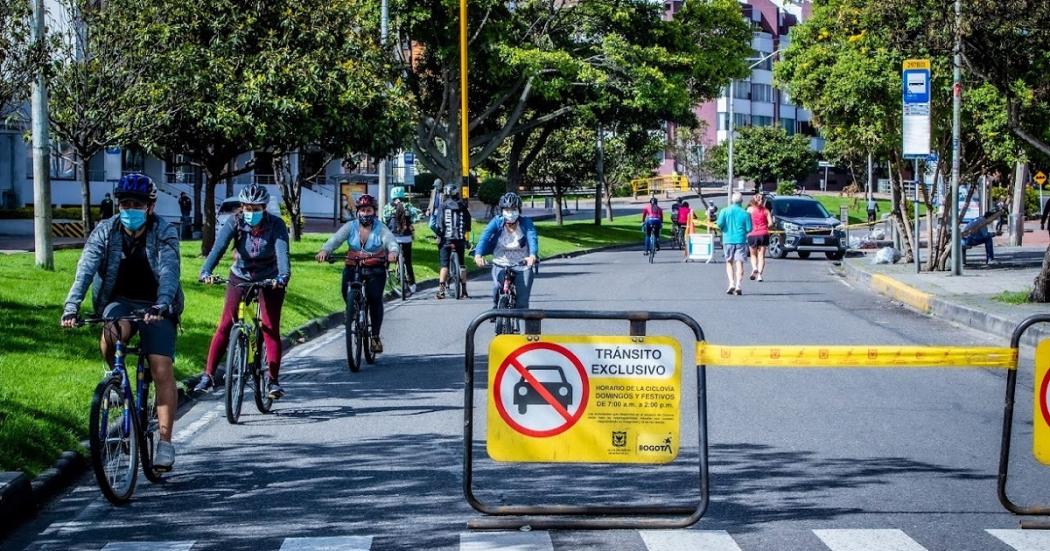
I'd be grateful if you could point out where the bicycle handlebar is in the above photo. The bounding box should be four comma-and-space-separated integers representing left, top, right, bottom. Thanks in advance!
77, 311, 149, 327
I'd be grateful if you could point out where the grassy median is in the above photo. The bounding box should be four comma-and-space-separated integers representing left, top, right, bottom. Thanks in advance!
0, 216, 641, 476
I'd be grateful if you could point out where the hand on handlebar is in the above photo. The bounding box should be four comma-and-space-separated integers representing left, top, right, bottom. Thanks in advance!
60, 312, 78, 328
387, 252, 398, 264
145, 305, 167, 323
474, 255, 486, 268
316, 249, 330, 263
525, 256, 536, 267
199, 274, 222, 285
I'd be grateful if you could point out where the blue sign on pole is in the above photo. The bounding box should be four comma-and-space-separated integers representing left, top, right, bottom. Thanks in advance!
404, 152, 415, 165
902, 59, 932, 158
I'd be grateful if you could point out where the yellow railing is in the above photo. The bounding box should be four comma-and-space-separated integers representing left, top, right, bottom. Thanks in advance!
630, 174, 690, 197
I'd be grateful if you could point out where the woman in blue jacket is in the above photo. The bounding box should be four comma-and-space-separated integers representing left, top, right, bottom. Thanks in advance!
473, 192, 539, 308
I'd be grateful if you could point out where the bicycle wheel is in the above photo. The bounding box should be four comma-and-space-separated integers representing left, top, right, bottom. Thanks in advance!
362, 304, 376, 365
649, 235, 656, 263
224, 326, 248, 424
253, 332, 273, 414
451, 253, 463, 299
345, 289, 361, 373
139, 370, 163, 483
399, 254, 409, 301
89, 377, 139, 504
495, 294, 512, 335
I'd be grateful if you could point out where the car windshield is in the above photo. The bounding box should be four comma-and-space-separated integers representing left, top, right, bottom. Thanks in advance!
773, 199, 831, 219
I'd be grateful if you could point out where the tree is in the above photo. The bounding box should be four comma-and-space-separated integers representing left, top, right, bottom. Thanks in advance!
730, 126, 816, 193
477, 176, 506, 218
47, 0, 175, 230
668, 123, 714, 210
0, 0, 35, 114
528, 120, 596, 225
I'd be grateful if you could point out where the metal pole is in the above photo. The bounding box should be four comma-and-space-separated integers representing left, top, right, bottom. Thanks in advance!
596, 124, 604, 224
915, 159, 921, 273
950, 0, 963, 275
727, 80, 734, 204
31, 0, 52, 269
377, 0, 390, 213
459, 0, 470, 198
867, 152, 874, 197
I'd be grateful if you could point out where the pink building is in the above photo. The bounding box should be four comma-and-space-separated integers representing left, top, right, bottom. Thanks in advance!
659, 0, 822, 182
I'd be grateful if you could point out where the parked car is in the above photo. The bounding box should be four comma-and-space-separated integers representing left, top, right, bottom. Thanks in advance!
767, 195, 847, 260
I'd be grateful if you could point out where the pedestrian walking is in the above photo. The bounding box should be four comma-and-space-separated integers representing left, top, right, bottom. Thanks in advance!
716, 192, 752, 295
747, 195, 772, 281
178, 192, 193, 239
866, 194, 878, 230
99, 192, 114, 220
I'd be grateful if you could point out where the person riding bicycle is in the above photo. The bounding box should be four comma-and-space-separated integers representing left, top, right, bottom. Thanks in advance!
670, 197, 684, 236
641, 196, 664, 255
316, 194, 398, 354
382, 186, 423, 293
60, 173, 183, 472
431, 183, 472, 299
474, 192, 539, 309
195, 184, 291, 398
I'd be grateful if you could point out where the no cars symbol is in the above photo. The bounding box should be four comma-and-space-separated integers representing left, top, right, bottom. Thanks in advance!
492, 342, 589, 438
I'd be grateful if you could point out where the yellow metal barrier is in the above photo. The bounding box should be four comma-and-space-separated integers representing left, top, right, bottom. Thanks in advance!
696, 343, 1018, 369
51, 222, 86, 238
631, 174, 690, 197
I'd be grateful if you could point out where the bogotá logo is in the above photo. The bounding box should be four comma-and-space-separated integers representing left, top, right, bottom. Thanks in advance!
611, 431, 627, 448
638, 434, 674, 454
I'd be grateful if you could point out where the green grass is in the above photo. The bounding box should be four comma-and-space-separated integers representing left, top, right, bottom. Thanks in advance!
814, 196, 892, 225
994, 289, 1032, 305
0, 216, 640, 476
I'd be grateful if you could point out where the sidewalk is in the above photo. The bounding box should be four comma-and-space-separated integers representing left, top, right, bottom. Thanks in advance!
840, 239, 1050, 346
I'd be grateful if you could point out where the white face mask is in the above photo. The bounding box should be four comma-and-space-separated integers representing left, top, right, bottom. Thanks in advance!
502, 209, 520, 223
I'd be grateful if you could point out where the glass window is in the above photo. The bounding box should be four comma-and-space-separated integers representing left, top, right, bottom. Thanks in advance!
734, 113, 751, 127
50, 142, 76, 181
781, 118, 796, 136
750, 83, 773, 103
753, 50, 773, 70
753, 115, 773, 127
732, 80, 751, 100
122, 145, 145, 173
772, 199, 831, 218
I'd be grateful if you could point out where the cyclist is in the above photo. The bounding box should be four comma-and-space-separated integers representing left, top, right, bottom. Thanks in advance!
316, 194, 398, 354
474, 192, 538, 308
432, 183, 472, 299
382, 186, 423, 293
641, 196, 663, 256
61, 173, 183, 472
670, 197, 683, 236
195, 184, 290, 398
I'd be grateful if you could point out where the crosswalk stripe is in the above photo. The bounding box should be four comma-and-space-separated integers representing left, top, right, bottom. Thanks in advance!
986, 529, 1050, 551
814, 529, 927, 551
640, 529, 743, 551
278, 536, 373, 550
459, 531, 554, 551
101, 543, 195, 551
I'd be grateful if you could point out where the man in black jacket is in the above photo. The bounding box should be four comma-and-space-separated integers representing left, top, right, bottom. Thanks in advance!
178, 192, 192, 239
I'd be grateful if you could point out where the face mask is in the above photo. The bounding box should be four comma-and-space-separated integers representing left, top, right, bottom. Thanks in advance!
244, 211, 264, 227
502, 210, 520, 224
358, 214, 376, 227
119, 208, 147, 231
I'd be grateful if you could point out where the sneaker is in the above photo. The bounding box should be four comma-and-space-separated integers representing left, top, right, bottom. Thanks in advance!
370, 337, 384, 354
726, 287, 735, 295
757, 274, 764, 282
734, 288, 742, 296
267, 381, 285, 400
436, 284, 447, 299
749, 270, 758, 281
154, 440, 175, 472
193, 374, 212, 392
409, 283, 417, 293
459, 284, 469, 299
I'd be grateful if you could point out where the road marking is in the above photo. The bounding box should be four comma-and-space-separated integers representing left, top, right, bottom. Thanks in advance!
459, 531, 554, 551
102, 543, 195, 551
279, 536, 373, 550
814, 529, 927, 551
986, 529, 1050, 551
173, 408, 221, 441
640, 530, 743, 551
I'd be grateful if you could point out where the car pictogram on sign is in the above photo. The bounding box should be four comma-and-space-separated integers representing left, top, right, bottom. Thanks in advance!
514, 365, 573, 414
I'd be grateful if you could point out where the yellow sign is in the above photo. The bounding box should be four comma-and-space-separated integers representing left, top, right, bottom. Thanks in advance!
903, 58, 931, 70
697, 343, 1017, 369
1036, 171, 1047, 186
487, 335, 681, 464
1034, 341, 1050, 465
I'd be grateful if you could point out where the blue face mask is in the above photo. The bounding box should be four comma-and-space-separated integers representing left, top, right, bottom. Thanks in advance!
244, 211, 264, 227
119, 208, 147, 231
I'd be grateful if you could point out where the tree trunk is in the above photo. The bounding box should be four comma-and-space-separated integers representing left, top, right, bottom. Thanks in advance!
1030, 245, 1050, 302
889, 157, 914, 262
603, 180, 614, 222
78, 155, 92, 230
201, 162, 224, 256
507, 133, 524, 193
1010, 159, 1027, 246
274, 155, 303, 241
193, 175, 203, 238
554, 185, 564, 225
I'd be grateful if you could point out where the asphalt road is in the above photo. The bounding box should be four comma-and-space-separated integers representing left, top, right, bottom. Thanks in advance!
4, 244, 1049, 551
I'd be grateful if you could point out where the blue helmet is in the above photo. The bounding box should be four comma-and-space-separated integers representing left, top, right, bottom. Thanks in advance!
114, 173, 157, 202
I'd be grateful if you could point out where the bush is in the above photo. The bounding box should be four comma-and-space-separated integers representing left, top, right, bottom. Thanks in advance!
776, 182, 797, 196
0, 207, 102, 220
478, 176, 507, 206
413, 172, 440, 198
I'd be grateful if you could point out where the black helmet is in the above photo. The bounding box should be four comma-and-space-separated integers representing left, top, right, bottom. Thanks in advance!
498, 192, 522, 210
649, 197, 658, 206
443, 184, 459, 197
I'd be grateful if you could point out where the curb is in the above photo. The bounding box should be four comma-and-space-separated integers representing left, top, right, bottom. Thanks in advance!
839, 260, 1050, 346
4, 238, 637, 526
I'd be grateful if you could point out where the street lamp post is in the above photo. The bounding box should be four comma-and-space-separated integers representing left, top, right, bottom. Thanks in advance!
949, 0, 963, 275
377, 0, 390, 212
727, 49, 781, 205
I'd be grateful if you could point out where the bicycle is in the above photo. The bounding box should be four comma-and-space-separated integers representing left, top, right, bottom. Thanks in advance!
671, 222, 685, 250
645, 223, 660, 263
385, 243, 410, 301
331, 253, 385, 372
78, 311, 164, 504
203, 277, 277, 424
444, 240, 467, 299
493, 261, 530, 335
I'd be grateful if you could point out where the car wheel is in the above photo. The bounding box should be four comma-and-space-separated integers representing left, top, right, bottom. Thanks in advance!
826, 251, 845, 261
768, 234, 787, 259
797, 251, 811, 259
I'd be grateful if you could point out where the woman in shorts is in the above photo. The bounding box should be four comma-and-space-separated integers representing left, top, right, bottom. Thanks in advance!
747, 195, 773, 281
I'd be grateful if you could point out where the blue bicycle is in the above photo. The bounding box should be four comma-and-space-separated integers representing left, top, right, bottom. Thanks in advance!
80, 312, 164, 504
